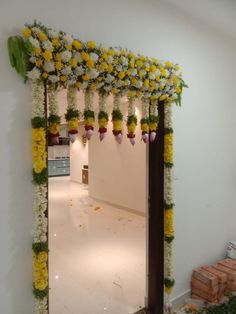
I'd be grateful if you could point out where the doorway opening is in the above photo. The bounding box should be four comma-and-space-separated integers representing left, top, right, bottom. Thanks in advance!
48, 89, 148, 314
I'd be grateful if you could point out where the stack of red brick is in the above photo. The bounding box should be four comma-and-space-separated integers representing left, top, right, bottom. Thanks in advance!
191, 258, 236, 303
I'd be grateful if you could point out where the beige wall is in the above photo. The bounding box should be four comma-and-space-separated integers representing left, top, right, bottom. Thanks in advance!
88, 99, 147, 214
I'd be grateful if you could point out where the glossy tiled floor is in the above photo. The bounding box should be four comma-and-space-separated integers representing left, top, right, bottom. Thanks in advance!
49, 177, 146, 314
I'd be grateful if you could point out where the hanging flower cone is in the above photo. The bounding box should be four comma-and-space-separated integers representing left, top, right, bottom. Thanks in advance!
149, 98, 159, 142
65, 85, 80, 143
48, 85, 60, 145
98, 92, 109, 141
127, 96, 137, 146
140, 97, 149, 143
112, 93, 123, 144
84, 89, 95, 140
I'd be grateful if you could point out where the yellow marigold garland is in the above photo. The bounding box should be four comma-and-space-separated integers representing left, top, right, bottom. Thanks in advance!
32, 128, 47, 173
33, 251, 48, 291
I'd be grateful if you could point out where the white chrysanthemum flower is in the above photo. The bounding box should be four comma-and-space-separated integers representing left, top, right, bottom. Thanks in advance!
164, 86, 170, 92
63, 34, 73, 44
48, 75, 59, 83
117, 80, 123, 87
80, 81, 88, 90
48, 29, 59, 38
73, 52, 82, 62
130, 69, 137, 76
108, 56, 113, 63
104, 85, 112, 92
121, 59, 128, 66
149, 73, 155, 80
116, 65, 122, 71
160, 78, 166, 85
68, 79, 77, 86
113, 47, 120, 54
89, 69, 99, 79
61, 65, 72, 75
74, 66, 84, 76
105, 74, 114, 83
60, 50, 72, 62
172, 93, 178, 100
156, 69, 161, 76
31, 80, 45, 118
136, 80, 143, 88
27, 68, 41, 80
42, 40, 54, 51
30, 56, 36, 63
31, 27, 41, 34
29, 37, 40, 48
43, 61, 55, 73
125, 79, 130, 86
89, 52, 99, 62
165, 70, 170, 78
97, 82, 104, 89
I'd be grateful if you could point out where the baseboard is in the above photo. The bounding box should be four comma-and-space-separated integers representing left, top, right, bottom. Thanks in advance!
171, 290, 191, 310
92, 197, 146, 217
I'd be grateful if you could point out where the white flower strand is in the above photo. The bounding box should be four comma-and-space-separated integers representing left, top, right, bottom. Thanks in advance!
150, 98, 158, 116
113, 93, 122, 111
32, 183, 48, 243
67, 85, 77, 111
164, 102, 174, 313
84, 89, 95, 111
34, 297, 48, 314
98, 93, 108, 113
141, 98, 149, 119
31, 80, 45, 118
128, 97, 136, 116
48, 85, 59, 116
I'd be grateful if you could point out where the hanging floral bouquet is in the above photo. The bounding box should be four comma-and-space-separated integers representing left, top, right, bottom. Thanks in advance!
127, 96, 137, 146
112, 93, 123, 144
84, 88, 95, 140
65, 85, 80, 142
98, 92, 109, 141
149, 98, 159, 142
48, 84, 60, 144
140, 97, 149, 143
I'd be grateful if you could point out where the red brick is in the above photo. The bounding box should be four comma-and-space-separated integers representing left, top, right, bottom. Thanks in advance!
191, 287, 218, 302
218, 259, 236, 272
192, 268, 218, 287
213, 264, 236, 281
202, 266, 227, 284
191, 278, 218, 295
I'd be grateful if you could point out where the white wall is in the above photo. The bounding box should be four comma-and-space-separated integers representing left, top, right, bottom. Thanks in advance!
88, 99, 147, 214
1, 1, 236, 313
70, 124, 88, 183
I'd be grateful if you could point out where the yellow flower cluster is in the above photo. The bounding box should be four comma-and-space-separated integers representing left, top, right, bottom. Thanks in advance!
127, 122, 137, 134
68, 118, 79, 132
113, 120, 122, 132
98, 118, 108, 129
164, 209, 174, 239
33, 251, 48, 291
32, 128, 47, 173
49, 122, 60, 135
164, 133, 173, 164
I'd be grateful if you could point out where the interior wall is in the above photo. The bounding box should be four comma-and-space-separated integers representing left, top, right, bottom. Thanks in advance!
70, 124, 88, 183
88, 99, 147, 214
1, 1, 236, 313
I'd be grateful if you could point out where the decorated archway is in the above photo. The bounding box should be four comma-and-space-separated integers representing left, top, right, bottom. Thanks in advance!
8, 21, 187, 314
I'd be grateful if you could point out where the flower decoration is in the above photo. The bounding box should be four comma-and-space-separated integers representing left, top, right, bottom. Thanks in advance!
98, 91, 109, 141
127, 96, 137, 146
7, 22, 188, 313
112, 93, 123, 144
31, 80, 49, 312
84, 89, 95, 140
65, 85, 80, 142
48, 84, 61, 144
149, 99, 159, 142
164, 102, 175, 308
140, 97, 149, 143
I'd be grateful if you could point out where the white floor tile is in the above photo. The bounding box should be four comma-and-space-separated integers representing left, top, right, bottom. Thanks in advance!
49, 177, 146, 314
